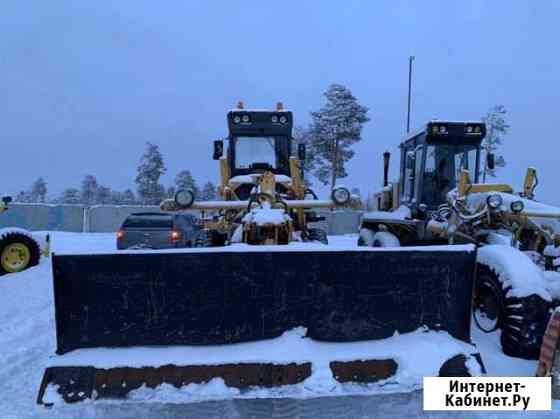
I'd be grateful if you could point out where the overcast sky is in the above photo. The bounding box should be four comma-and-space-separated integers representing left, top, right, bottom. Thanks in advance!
2, 1, 559, 204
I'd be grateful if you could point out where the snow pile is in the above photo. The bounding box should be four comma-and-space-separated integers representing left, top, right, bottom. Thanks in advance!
0, 227, 34, 239
57, 242, 475, 256
362, 205, 412, 222
477, 245, 552, 300
48, 327, 481, 403
229, 174, 292, 185
543, 271, 560, 300
243, 208, 290, 226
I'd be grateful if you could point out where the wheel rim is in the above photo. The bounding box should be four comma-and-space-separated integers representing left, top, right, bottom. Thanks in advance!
473, 279, 502, 333
1, 243, 31, 273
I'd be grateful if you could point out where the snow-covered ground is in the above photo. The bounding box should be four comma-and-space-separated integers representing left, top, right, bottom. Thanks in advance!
0, 232, 558, 418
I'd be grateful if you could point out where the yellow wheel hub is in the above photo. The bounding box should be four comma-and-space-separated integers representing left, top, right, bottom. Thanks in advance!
1, 243, 31, 273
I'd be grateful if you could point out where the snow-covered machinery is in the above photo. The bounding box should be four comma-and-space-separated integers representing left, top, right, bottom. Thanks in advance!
37, 107, 484, 405
0, 196, 47, 276
359, 120, 560, 359
159, 101, 345, 246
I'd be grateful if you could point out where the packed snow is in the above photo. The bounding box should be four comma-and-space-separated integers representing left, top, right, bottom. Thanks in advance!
362, 205, 412, 222
242, 208, 291, 226
1, 232, 559, 418
229, 174, 292, 185
477, 245, 553, 300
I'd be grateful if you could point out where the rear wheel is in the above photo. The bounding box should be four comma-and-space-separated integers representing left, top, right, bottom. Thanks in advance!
357, 228, 375, 247
372, 232, 400, 248
0, 232, 40, 275
307, 228, 328, 245
474, 264, 551, 359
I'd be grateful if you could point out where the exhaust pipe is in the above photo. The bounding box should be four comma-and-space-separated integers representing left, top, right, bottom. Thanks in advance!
383, 151, 391, 187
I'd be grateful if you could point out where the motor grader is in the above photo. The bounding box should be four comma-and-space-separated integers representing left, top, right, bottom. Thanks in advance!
359, 120, 560, 359
37, 106, 483, 405
160, 102, 354, 246
0, 195, 44, 276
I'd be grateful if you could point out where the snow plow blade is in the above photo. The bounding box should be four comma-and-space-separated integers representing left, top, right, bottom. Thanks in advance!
38, 246, 479, 404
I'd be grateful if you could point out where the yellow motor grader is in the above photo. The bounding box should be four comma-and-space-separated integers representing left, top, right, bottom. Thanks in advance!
0, 196, 45, 276
161, 102, 355, 246
359, 120, 559, 359
37, 107, 483, 405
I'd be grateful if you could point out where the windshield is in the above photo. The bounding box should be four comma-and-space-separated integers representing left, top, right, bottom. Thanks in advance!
422, 144, 479, 207
235, 137, 276, 169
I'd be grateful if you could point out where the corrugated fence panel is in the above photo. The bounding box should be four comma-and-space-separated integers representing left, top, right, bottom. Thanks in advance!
1, 204, 363, 235
0, 204, 85, 232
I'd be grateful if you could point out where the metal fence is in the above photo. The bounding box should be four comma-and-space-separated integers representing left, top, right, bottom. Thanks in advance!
0, 203, 363, 235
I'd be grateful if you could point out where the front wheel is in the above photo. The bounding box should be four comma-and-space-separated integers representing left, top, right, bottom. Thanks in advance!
473, 268, 504, 333
307, 228, 328, 245
0, 232, 41, 275
372, 232, 400, 248
474, 264, 551, 360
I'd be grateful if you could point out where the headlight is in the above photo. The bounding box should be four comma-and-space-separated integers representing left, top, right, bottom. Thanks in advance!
279, 115, 288, 124
242, 115, 250, 123
331, 187, 351, 205
271, 115, 279, 123
510, 200, 524, 213
233, 115, 241, 124
174, 189, 195, 208
486, 194, 503, 209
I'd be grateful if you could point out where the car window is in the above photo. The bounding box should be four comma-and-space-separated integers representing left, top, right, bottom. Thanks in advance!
123, 215, 173, 229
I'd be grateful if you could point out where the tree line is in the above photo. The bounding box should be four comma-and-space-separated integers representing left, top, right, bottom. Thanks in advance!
15, 156, 217, 206
12, 83, 508, 205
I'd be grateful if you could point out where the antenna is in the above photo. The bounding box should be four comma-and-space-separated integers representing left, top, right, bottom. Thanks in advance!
406, 56, 415, 133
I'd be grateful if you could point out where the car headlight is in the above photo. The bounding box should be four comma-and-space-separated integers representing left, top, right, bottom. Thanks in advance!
486, 194, 503, 209
510, 200, 524, 213
331, 187, 351, 205
174, 189, 195, 208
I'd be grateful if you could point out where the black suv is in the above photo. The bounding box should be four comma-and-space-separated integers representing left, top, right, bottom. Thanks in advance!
116, 212, 206, 250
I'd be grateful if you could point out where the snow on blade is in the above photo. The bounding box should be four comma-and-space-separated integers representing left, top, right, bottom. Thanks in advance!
48, 327, 481, 402
477, 245, 552, 300
56, 242, 475, 256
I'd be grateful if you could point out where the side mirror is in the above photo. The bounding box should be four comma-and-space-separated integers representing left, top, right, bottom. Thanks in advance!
2, 196, 12, 204
213, 140, 224, 160
297, 143, 306, 161
486, 152, 495, 170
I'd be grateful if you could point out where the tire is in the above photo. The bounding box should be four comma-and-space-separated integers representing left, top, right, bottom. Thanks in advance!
474, 264, 551, 360
357, 228, 375, 247
372, 232, 400, 248
194, 230, 213, 248
307, 228, 328, 245
0, 232, 41, 276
